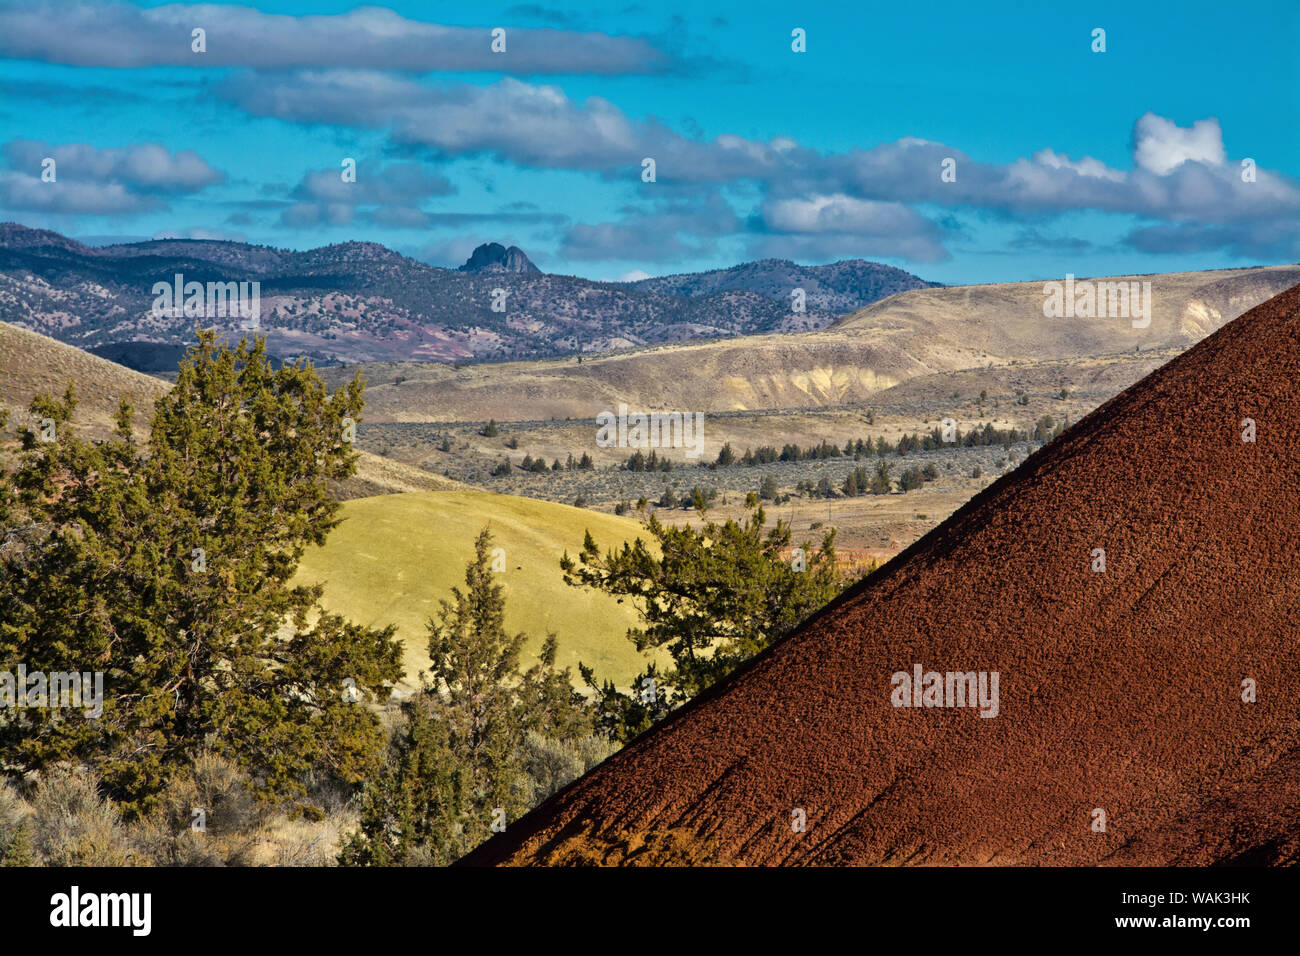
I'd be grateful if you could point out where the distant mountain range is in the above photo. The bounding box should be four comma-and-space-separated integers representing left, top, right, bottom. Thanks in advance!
0, 224, 939, 368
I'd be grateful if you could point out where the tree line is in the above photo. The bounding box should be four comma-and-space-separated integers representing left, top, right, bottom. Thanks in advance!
712, 417, 1065, 470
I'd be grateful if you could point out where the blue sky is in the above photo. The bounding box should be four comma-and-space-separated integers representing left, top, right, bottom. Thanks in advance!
0, 0, 1296, 284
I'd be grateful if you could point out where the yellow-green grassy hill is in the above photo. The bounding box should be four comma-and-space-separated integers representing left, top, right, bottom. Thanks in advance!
295, 490, 654, 690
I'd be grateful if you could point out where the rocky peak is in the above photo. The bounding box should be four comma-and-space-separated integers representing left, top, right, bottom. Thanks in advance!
458, 242, 539, 274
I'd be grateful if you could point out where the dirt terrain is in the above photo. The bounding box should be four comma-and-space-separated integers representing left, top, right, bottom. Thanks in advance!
460, 282, 1300, 866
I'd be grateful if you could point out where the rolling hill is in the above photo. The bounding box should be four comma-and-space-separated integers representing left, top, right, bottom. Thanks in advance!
2, 320, 646, 685
319, 264, 1300, 423
293, 491, 652, 689
461, 281, 1300, 866
0, 318, 168, 438
0, 319, 465, 498
832, 263, 1300, 357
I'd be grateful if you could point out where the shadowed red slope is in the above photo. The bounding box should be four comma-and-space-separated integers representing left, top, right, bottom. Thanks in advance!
461, 282, 1300, 866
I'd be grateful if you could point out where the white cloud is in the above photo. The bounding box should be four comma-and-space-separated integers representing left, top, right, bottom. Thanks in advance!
221, 73, 808, 184
0, 170, 153, 214
1030, 148, 1125, 182
0, 0, 670, 75
763, 195, 925, 235
3, 139, 222, 192
1134, 113, 1225, 175
229, 69, 1298, 239
756, 195, 949, 262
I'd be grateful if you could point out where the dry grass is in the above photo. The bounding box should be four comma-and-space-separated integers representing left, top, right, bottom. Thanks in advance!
0, 320, 466, 498
0, 321, 168, 441
2, 758, 363, 867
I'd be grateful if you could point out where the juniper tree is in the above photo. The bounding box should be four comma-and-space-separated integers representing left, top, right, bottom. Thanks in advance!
341, 528, 592, 864
337, 691, 469, 866
0, 332, 402, 816
870, 461, 892, 494
578, 661, 671, 745
898, 465, 926, 492
562, 505, 845, 701
425, 528, 528, 823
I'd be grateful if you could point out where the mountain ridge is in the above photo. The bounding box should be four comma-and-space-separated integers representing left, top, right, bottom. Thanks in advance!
626, 256, 944, 312
0, 223, 934, 367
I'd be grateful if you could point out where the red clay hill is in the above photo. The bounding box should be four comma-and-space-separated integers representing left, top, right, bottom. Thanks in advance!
462, 283, 1300, 866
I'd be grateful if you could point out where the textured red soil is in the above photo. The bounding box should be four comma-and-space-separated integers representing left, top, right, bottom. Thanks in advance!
462, 284, 1300, 866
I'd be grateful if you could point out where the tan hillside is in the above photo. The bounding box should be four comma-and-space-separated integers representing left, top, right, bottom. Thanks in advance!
342, 449, 468, 497
0, 320, 463, 498
321, 336, 934, 421
834, 264, 1300, 358
322, 265, 1300, 423
0, 319, 169, 437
